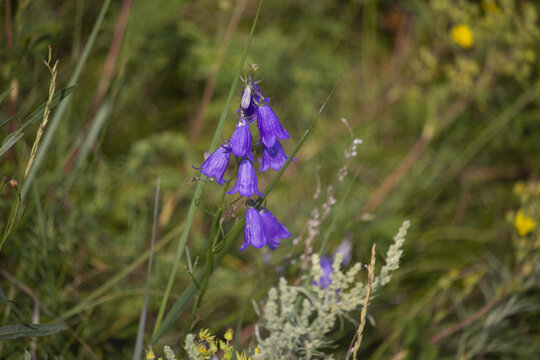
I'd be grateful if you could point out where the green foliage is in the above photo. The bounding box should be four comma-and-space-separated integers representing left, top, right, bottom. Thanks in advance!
0, 323, 66, 340
1, 0, 540, 358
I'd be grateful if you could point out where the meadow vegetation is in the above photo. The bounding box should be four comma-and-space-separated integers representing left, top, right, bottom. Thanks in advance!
1, 0, 539, 359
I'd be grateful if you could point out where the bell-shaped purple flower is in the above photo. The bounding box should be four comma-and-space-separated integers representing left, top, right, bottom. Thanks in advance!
316, 256, 333, 289
194, 144, 231, 185
258, 140, 290, 172
259, 208, 291, 250
230, 118, 254, 161
313, 241, 353, 289
227, 159, 264, 197
257, 104, 289, 148
241, 208, 269, 250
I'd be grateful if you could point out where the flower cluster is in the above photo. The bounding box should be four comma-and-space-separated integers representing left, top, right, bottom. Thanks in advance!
196, 65, 291, 251
514, 209, 536, 236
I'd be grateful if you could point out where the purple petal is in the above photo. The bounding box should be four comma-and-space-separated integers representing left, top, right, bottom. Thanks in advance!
258, 140, 290, 172
257, 105, 289, 148
230, 119, 254, 161
259, 207, 290, 250
243, 208, 268, 249
227, 159, 264, 197
196, 145, 231, 185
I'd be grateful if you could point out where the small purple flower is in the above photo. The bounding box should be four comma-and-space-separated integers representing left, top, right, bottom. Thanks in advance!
227, 159, 264, 197
314, 241, 353, 289
317, 256, 333, 289
194, 144, 231, 185
257, 104, 289, 148
241, 208, 269, 250
259, 208, 291, 250
230, 117, 254, 161
258, 140, 290, 172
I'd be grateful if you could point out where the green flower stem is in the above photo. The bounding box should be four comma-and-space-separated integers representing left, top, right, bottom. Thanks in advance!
181, 172, 232, 355
150, 85, 337, 345
151, 0, 263, 338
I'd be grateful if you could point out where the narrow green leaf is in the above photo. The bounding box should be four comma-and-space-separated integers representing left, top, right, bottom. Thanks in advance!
0, 86, 76, 157
21, 0, 112, 200
133, 176, 161, 360
151, 220, 244, 345
0, 88, 12, 106
0, 132, 25, 157
0, 86, 76, 129
20, 86, 76, 130
0, 323, 67, 340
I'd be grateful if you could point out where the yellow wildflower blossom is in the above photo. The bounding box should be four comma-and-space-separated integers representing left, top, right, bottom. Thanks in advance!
514, 210, 536, 236
224, 328, 233, 341
451, 24, 474, 48
146, 348, 156, 360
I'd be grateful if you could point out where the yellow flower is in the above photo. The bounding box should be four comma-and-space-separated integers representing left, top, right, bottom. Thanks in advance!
451, 24, 474, 49
146, 348, 156, 360
224, 328, 233, 341
514, 210, 536, 236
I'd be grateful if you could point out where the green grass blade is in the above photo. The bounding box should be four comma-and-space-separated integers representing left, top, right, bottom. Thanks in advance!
21, 0, 112, 201
0, 323, 67, 340
429, 78, 540, 201
0, 88, 12, 106
150, 219, 244, 345
133, 176, 161, 360
0, 132, 25, 157
151, 0, 264, 338
18, 86, 76, 131
55, 224, 181, 322
0, 86, 75, 157
66, 99, 112, 188
262, 84, 337, 196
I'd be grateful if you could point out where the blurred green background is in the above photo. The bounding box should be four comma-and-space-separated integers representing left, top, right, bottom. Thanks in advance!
1, 0, 540, 358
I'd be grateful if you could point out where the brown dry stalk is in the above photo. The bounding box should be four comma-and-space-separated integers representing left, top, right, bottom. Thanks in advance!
346, 243, 376, 360
90, 0, 133, 112
360, 58, 494, 215
189, 0, 247, 145
428, 290, 506, 344
25, 46, 58, 177
63, 0, 133, 174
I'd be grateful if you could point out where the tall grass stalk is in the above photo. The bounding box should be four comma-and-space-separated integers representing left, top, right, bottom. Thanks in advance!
133, 176, 161, 360
21, 0, 112, 200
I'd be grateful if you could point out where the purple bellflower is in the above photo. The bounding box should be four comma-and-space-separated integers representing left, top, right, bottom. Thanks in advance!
229, 117, 254, 161
259, 207, 291, 250
258, 140, 290, 172
314, 240, 353, 289
241, 208, 269, 250
194, 144, 231, 185
227, 159, 264, 197
317, 256, 333, 289
257, 103, 290, 148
